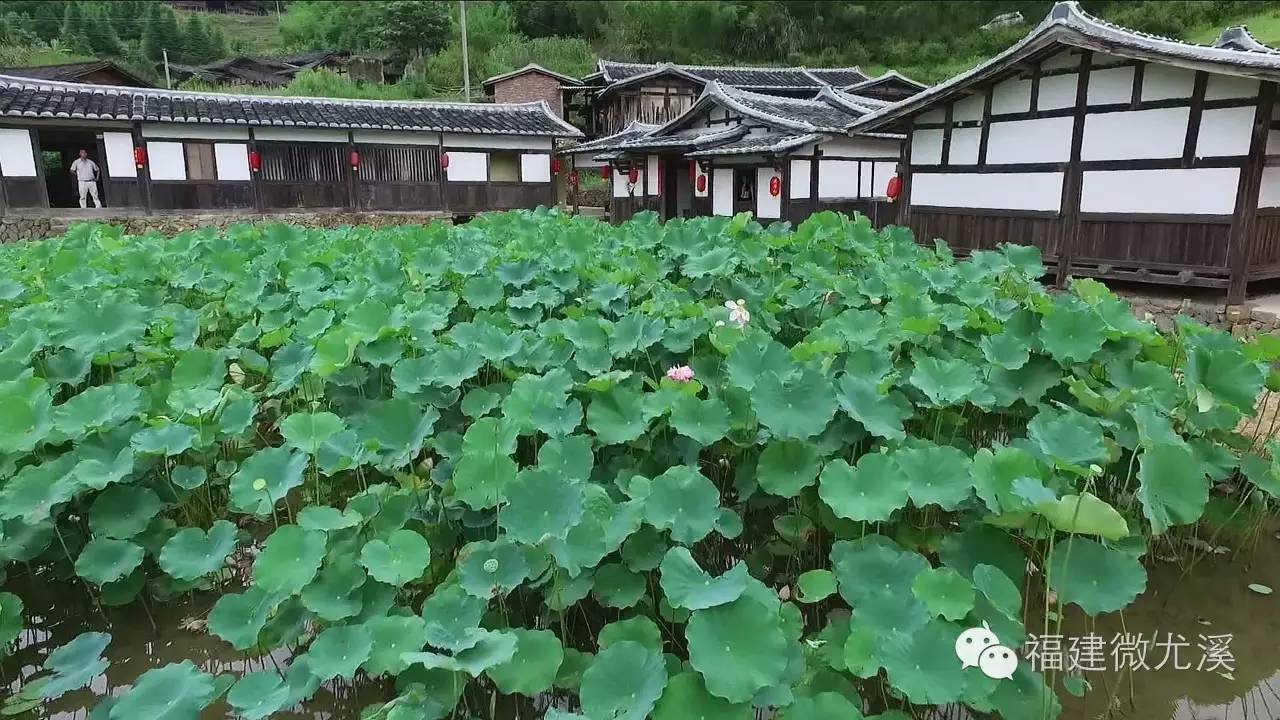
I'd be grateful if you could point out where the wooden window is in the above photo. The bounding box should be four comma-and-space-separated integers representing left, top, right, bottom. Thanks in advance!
259, 143, 342, 183
733, 168, 754, 202
490, 152, 520, 182
357, 145, 440, 183
185, 143, 217, 180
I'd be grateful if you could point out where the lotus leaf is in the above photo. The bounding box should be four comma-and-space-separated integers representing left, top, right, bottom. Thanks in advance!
818, 454, 908, 522
1048, 537, 1147, 615
687, 594, 788, 703
226, 671, 290, 720
109, 661, 216, 720
757, 440, 821, 498
654, 671, 754, 720
485, 628, 563, 696
580, 640, 668, 720
359, 528, 430, 586
76, 538, 144, 585
252, 525, 326, 595
305, 625, 372, 681
229, 447, 309, 516
158, 521, 238, 581
645, 465, 721, 545
659, 547, 748, 610
501, 468, 584, 544
1138, 444, 1210, 535
88, 485, 160, 539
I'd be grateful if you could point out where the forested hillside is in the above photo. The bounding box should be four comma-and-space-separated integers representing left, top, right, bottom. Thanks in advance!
0, 1, 1277, 99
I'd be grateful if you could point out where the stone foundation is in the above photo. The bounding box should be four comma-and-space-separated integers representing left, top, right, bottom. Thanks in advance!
1117, 291, 1280, 338
0, 211, 452, 244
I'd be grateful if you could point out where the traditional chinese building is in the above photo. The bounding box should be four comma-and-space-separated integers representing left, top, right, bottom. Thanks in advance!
0, 73, 580, 218
849, 1, 1280, 302
564, 82, 902, 226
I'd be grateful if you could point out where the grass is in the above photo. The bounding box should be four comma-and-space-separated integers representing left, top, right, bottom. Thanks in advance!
1181, 7, 1280, 45
175, 9, 288, 57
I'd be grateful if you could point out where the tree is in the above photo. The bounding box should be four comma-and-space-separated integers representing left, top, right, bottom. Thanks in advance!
83, 3, 123, 56
140, 3, 164, 63
59, 1, 89, 46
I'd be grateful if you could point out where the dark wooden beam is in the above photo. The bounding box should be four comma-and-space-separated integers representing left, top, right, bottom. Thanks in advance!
29, 128, 49, 210
977, 86, 993, 168
1056, 50, 1091, 288
133, 122, 151, 215
897, 132, 912, 226
1227, 81, 1276, 304
940, 103, 953, 167
1130, 62, 1145, 109
247, 128, 263, 213
810, 147, 821, 218
1183, 71, 1209, 167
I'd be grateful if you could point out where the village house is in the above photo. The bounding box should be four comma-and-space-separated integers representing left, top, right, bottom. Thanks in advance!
849, 1, 1280, 303
563, 82, 902, 225
0, 73, 580, 218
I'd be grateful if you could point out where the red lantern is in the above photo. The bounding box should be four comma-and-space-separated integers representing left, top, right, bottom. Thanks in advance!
886, 174, 903, 201
248, 149, 262, 173
551, 156, 562, 173
440, 152, 450, 169
601, 165, 612, 179
133, 146, 147, 169
696, 175, 706, 193
769, 175, 781, 197
349, 150, 361, 170
627, 167, 639, 184
570, 169, 579, 187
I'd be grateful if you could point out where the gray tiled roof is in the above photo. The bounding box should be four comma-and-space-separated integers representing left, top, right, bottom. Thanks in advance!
805, 68, 873, 86
708, 82, 861, 132
0, 74, 581, 136
685, 131, 821, 157
853, 1, 1280, 132
599, 60, 819, 88
562, 121, 659, 155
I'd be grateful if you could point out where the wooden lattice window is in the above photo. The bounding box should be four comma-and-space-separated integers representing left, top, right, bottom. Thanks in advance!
259, 143, 342, 183
357, 144, 440, 183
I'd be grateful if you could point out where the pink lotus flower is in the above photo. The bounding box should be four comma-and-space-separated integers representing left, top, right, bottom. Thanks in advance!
666, 365, 695, 383
725, 299, 750, 327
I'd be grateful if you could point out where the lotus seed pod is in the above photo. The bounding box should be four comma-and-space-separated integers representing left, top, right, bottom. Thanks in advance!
483, 558, 499, 573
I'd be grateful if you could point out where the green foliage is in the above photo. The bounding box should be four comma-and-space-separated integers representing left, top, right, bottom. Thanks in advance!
0, 210, 1269, 718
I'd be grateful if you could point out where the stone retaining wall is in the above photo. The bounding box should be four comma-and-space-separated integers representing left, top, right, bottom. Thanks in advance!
1117, 291, 1280, 338
0, 211, 452, 244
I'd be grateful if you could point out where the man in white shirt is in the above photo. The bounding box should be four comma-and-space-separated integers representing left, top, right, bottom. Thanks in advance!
69, 149, 102, 208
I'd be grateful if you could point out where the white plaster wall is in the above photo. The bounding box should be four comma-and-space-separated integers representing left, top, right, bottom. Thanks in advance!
612, 171, 630, 198
446, 151, 487, 182
790, 159, 810, 199
214, 143, 251, 181
695, 164, 709, 198
820, 136, 900, 158
1081, 168, 1239, 214
1259, 167, 1280, 208
141, 124, 249, 140
442, 133, 551, 150
918, 108, 946, 124
713, 168, 734, 215
1196, 106, 1255, 157
1268, 130, 1280, 156
949, 127, 980, 165
646, 155, 659, 196
911, 172, 1063, 212
986, 117, 1074, 164
1038, 74, 1078, 110
354, 130, 442, 145
953, 93, 985, 122
1205, 74, 1259, 101
0, 128, 35, 177
252, 128, 347, 143
912, 129, 944, 165
1086, 66, 1135, 105
818, 160, 859, 198
520, 154, 551, 182
1041, 50, 1080, 71
991, 77, 1032, 115
147, 141, 186, 181
756, 167, 781, 219
1081, 107, 1189, 161
103, 131, 136, 179
1141, 64, 1195, 101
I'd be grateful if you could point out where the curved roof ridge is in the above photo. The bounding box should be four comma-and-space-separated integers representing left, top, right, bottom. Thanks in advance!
1215, 26, 1280, 54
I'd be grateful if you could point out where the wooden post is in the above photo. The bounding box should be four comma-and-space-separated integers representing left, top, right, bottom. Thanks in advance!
1055, 50, 1092, 288
438, 136, 449, 214
248, 128, 263, 214
94, 133, 110, 208
133, 123, 152, 215
0, 129, 9, 215
897, 135, 912, 227
345, 131, 357, 211
1227, 81, 1276, 305
29, 128, 49, 210
810, 148, 821, 218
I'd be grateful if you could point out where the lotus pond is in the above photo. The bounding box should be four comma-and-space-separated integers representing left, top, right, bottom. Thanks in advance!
0, 210, 1278, 720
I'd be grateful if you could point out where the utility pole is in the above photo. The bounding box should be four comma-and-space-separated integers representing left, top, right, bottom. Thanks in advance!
163, 48, 172, 89
460, 0, 470, 100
